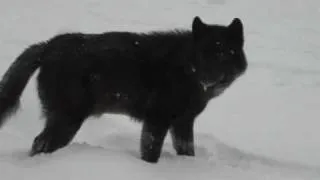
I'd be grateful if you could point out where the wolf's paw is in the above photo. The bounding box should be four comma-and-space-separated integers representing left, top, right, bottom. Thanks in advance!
29, 132, 56, 156
175, 142, 195, 156
172, 138, 195, 156
141, 153, 160, 163
176, 148, 195, 156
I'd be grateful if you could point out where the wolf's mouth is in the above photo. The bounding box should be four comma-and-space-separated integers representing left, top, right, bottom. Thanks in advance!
200, 81, 216, 91
200, 74, 225, 91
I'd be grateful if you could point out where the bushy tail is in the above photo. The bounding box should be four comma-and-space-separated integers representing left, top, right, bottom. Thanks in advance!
0, 42, 46, 127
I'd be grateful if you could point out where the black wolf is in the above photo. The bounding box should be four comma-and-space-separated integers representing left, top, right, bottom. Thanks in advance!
0, 16, 247, 163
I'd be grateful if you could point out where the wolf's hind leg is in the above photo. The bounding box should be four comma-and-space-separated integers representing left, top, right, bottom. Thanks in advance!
29, 112, 87, 156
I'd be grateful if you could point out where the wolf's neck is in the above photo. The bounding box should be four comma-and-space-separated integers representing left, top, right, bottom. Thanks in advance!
139, 30, 194, 61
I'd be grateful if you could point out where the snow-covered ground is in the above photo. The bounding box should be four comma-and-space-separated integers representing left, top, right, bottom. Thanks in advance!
0, 0, 320, 179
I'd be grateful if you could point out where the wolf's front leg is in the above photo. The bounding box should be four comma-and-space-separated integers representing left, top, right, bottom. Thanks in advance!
140, 121, 169, 163
170, 119, 195, 156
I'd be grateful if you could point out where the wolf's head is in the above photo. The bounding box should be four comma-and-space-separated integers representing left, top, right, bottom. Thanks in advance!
191, 16, 248, 90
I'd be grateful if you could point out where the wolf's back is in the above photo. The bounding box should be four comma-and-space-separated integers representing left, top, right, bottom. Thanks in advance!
0, 42, 46, 127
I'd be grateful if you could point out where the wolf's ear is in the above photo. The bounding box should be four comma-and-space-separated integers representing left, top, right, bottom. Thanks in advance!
228, 18, 244, 45
192, 16, 207, 39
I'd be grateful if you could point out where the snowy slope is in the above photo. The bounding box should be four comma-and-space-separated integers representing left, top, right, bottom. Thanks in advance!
0, 0, 320, 179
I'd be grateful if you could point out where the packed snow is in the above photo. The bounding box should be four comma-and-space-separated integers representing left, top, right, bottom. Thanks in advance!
0, 0, 320, 179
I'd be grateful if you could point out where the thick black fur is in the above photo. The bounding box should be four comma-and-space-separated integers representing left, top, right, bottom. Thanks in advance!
0, 16, 247, 163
